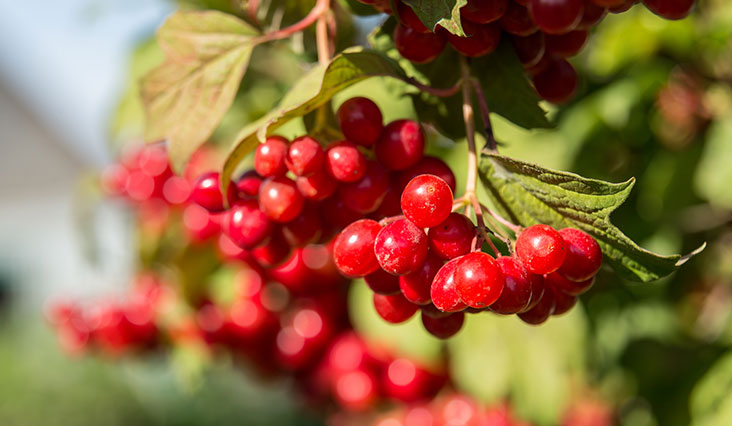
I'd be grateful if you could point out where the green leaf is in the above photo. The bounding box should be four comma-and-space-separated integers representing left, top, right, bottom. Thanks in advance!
471, 42, 552, 130
221, 49, 407, 192
479, 152, 700, 282
401, 0, 468, 36
691, 351, 732, 426
142, 11, 260, 172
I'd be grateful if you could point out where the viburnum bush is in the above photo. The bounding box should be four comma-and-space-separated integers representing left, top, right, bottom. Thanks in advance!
48, 0, 713, 424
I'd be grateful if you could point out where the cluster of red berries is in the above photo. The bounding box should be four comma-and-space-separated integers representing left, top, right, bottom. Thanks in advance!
358, 0, 696, 104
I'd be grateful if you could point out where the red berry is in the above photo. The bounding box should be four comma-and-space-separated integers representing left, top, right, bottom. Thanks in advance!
296, 171, 338, 201
430, 258, 468, 312
259, 176, 305, 223
182, 204, 221, 242
235, 170, 262, 198
325, 141, 367, 183
557, 228, 602, 281
223, 200, 273, 249
394, 24, 447, 64
397, 1, 430, 33
577, 1, 607, 29
511, 32, 546, 69
400, 253, 444, 305
333, 368, 378, 411
254, 136, 289, 177
382, 358, 445, 402
529, 0, 584, 35
461, 0, 508, 24
523, 273, 546, 312
489, 256, 536, 315
401, 174, 454, 228
546, 272, 594, 296
550, 284, 577, 315
286, 136, 324, 176
282, 205, 322, 247
397, 156, 457, 193
501, 3, 538, 36
608, 0, 637, 13
365, 268, 402, 295
517, 285, 556, 324
321, 196, 363, 229
446, 21, 502, 58
373, 293, 419, 323
333, 219, 382, 277
376, 120, 425, 171
374, 219, 429, 276
190, 172, 237, 212
545, 30, 588, 57
421, 311, 465, 339
338, 161, 390, 214
533, 58, 578, 103
372, 186, 403, 220
428, 213, 477, 260
454, 252, 505, 308
642, 0, 694, 19
337, 97, 384, 147
591, 0, 626, 5
251, 228, 291, 268
515, 224, 567, 274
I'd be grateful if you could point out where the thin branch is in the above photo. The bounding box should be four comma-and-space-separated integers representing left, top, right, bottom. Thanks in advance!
315, 0, 331, 65
460, 57, 478, 197
471, 78, 498, 152
478, 202, 522, 234
258, 0, 330, 43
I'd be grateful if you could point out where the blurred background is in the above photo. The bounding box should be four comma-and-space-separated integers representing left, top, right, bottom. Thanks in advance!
1, 0, 732, 425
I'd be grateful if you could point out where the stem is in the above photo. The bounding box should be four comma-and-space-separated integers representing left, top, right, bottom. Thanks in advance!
460, 57, 478, 197
479, 202, 522, 234
379, 215, 406, 227
404, 77, 463, 98
315, 0, 331, 65
258, 0, 330, 43
247, 0, 260, 25
472, 79, 498, 152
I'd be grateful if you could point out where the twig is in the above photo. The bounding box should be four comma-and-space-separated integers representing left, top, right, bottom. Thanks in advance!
460, 57, 478, 197
258, 0, 330, 43
471, 78, 498, 152
478, 202, 522, 234
315, 0, 331, 65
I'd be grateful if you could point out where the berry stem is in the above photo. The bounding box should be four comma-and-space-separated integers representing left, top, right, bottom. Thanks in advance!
315, 0, 332, 65
471, 79, 498, 153
378, 214, 406, 227
247, 0, 260, 26
478, 201, 522, 234
403, 77, 463, 98
259, 0, 330, 43
459, 57, 478, 199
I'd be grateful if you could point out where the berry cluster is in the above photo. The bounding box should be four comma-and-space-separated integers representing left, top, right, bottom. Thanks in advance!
359, 0, 696, 104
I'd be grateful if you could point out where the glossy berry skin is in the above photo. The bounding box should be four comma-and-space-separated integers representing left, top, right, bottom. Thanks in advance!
532, 58, 578, 103
446, 21, 502, 58
286, 136, 324, 176
489, 256, 536, 314
190, 172, 237, 213
517, 285, 556, 325
375, 119, 425, 171
365, 268, 401, 295
421, 311, 465, 339
516, 224, 567, 274
401, 174, 454, 228
296, 171, 338, 201
394, 24, 447, 64
373, 293, 419, 324
397, 1, 430, 33
461, 0, 508, 24
608, 0, 637, 13
454, 252, 505, 308
399, 253, 444, 305
333, 219, 382, 277
546, 272, 594, 296
642, 0, 694, 20
224, 200, 273, 249
545, 30, 588, 57
382, 358, 445, 402
235, 170, 262, 198
254, 136, 289, 177
428, 213, 477, 260
523, 273, 546, 312
558, 228, 602, 281
337, 97, 384, 147
374, 219, 429, 276
259, 177, 305, 223
511, 32, 546, 68
397, 156, 457, 193
577, 1, 607, 29
550, 285, 577, 315
529, 0, 584, 35
325, 141, 367, 183
338, 161, 390, 214
251, 229, 291, 268
321, 196, 363, 229
282, 205, 322, 247
430, 258, 468, 312
501, 3, 538, 36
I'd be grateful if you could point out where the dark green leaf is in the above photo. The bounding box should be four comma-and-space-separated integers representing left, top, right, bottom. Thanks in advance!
479, 152, 700, 282
401, 0, 468, 36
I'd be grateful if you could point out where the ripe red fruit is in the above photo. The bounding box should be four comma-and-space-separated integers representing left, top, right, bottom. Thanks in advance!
223, 200, 273, 249
182, 204, 221, 242
522, 272, 546, 312
511, 32, 546, 69
430, 258, 468, 312
399, 253, 444, 305
321, 196, 363, 229
546, 272, 595, 296
376, 119, 426, 171
286, 136, 324, 176
296, 171, 338, 201
577, 1, 608, 29
393, 24, 447, 64
642, 0, 694, 20
545, 30, 588, 57
190, 172, 237, 212
591, 0, 626, 6
333, 219, 382, 277
337, 97, 384, 147
608, 0, 636, 13
501, 3, 538, 36
397, 156, 457, 193
517, 285, 556, 324
401, 175, 454, 228
529, 0, 584, 34
428, 213, 477, 260
421, 311, 465, 339
489, 256, 536, 314
453, 252, 505, 308
282, 205, 322, 247
325, 140, 367, 183
461, 0, 508, 24
374, 219, 429, 276
551, 285, 577, 315
365, 268, 402, 295
259, 176, 305, 223
235, 170, 262, 198
254, 136, 289, 177
333, 368, 378, 411
251, 228, 291, 268
373, 293, 419, 323
372, 186, 403, 219
446, 21, 502, 58
382, 358, 445, 402
338, 161, 390, 214
515, 224, 567, 274
532, 58, 578, 103
397, 1, 430, 33
558, 228, 603, 281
